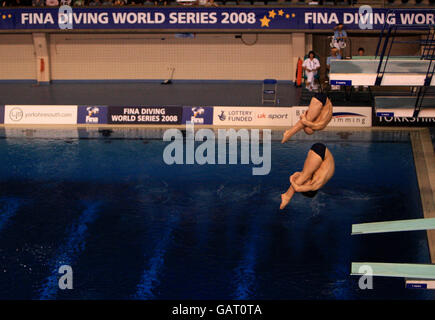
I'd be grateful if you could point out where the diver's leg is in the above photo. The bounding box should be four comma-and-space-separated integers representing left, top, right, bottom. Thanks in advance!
298, 148, 324, 183
304, 96, 323, 122
280, 147, 323, 210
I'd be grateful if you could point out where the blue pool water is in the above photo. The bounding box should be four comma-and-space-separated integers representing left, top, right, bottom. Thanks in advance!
0, 132, 433, 299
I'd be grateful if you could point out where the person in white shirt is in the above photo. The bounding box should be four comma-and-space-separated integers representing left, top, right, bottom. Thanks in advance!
302, 51, 320, 92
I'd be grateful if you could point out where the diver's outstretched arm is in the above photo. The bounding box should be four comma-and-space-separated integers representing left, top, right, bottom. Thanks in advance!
301, 114, 328, 131
280, 185, 295, 210
281, 121, 305, 143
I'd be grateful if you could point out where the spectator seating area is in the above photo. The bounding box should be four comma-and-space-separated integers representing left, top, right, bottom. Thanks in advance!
1, 0, 434, 7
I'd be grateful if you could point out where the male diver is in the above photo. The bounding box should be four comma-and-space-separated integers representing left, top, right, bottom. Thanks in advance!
280, 143, 335, 210
281, 93, 333, 143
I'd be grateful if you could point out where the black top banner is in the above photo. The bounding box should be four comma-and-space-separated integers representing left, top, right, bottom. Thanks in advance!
374, 115, 435, 127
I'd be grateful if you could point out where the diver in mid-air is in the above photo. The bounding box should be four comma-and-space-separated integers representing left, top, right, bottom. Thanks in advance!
281, 92, 333, 143
280, 143, 335, 210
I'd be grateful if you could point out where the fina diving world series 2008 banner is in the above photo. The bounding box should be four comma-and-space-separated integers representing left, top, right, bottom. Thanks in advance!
0, 7, 434, 31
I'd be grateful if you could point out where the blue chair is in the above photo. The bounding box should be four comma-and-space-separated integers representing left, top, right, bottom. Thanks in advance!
262, 79, 277, 104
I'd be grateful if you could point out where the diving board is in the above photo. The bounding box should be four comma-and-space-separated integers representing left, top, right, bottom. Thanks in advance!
351, 263, 435, 280
351, 56, 421, 60
329, 59, 435, 86
352, 218, 435, 235
375, 96, 435, 118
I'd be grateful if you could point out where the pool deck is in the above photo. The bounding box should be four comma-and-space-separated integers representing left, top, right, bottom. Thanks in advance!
411, 128, 435, 264
0, 82, 408, 107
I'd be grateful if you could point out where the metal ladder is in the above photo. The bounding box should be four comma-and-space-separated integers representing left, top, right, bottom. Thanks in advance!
413, 26, 435, 117
374, 13, 435, 117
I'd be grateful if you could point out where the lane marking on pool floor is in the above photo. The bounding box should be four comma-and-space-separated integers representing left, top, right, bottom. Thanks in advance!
133, 211, 181, 300
38, 201, 102, 300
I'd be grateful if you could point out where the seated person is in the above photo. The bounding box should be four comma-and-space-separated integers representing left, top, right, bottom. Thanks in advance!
73, 0, 85, 6
326, 47, 342, 71
332, 23, 347, 55
302, 51, 320, 92
281, 93, 333, 143
280, 143, 335, 210
198, 0, 217, 5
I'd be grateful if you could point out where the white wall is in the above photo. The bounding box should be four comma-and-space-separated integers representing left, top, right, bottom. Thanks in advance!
48, 33, 293, 81
0, 34, 36, 80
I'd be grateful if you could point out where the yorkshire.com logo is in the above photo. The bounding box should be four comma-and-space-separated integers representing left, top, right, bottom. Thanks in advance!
86, 106, 100, 124
9, 107, 24, 122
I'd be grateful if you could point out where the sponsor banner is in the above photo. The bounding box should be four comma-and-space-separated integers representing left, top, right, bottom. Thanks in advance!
374, 115, 435, 127
213, 107, 292, 126
0, 105, 4, 124
375, 107, 435, 121
182, 106, 213, 125
77, 105, 108, 124
4, 105, 77, 124
0, 7, 433, 31
292, 106, 372, 127
405, 279, 435, 289
376, 112, 394, 117
107, 106, 182, 124
406, 283, 428, 289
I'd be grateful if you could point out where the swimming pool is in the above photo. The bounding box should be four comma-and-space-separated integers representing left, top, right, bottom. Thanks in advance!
0, 129, 433, 299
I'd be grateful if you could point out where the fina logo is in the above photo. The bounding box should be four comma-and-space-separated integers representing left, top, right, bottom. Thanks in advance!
190, 107, 205, 124
86, 106, 99, 124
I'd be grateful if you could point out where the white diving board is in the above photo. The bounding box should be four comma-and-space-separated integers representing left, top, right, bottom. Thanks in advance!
351, 263, 435, 280
330, 59, 435, 86
352, 218, 435, 235
375, 96, 435, 118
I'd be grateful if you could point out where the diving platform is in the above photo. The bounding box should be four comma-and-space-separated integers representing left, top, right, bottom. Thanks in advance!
329, 59, 435, 87
352, 218, 435, 235
351, 263, 435, 280
375, 96, 435, 118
